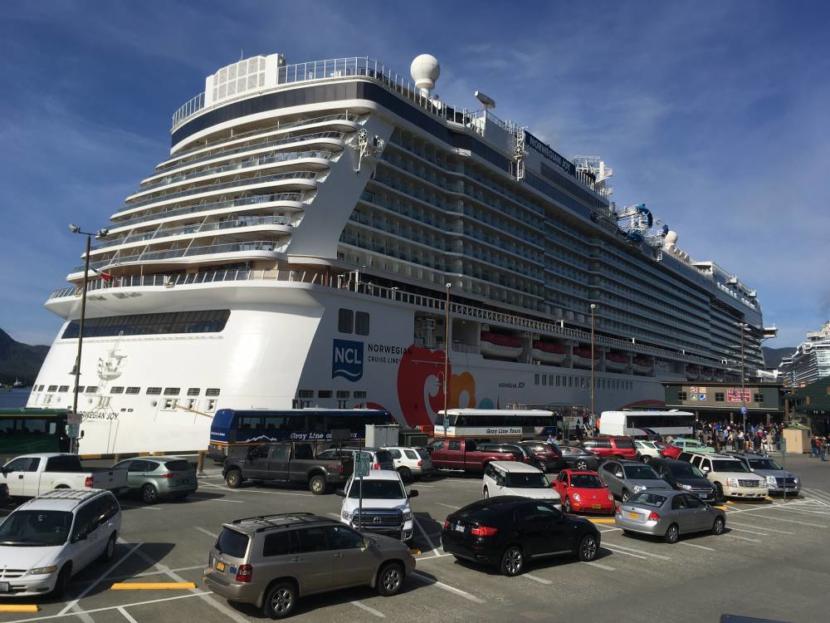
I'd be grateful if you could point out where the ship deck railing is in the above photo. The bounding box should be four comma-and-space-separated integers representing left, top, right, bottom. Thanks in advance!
49, 268, 721, 368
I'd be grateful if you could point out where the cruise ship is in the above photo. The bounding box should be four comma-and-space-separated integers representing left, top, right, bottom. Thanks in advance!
779, 321, 830, 387
29, 53, 773, 454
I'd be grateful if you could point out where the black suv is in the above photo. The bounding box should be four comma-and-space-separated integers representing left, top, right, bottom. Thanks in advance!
650, 457, 717, 502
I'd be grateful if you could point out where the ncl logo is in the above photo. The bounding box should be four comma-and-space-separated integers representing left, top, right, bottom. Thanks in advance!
332, 339, 364, 382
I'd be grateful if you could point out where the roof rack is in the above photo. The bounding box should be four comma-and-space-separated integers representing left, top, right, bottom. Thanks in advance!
34, 489, 105, 504
231, 512, 316, 525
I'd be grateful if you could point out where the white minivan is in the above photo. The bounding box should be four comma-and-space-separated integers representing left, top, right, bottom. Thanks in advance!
482, 461, 560, 505
0, 489, 121, 597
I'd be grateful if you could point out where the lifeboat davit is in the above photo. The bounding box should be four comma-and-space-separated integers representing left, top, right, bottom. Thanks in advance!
605, 352, 629, 372
633, 355, 654, 375
572, 346, 599, 369
701, 367, 714, 381
532, 340, 566, 364
480, 332, 523, 360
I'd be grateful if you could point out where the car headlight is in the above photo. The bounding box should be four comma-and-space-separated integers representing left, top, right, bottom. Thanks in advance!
766, 476, 777, 486
572, 493, 582, 502
633, 485, 646, 493
402, 510, 412, 522
678, 483, 692, 490
727, 478, 739, 487
793, 477, 799, 484
29, 565, 58, 575
341, 510, 351, 521
608, 493, 615, 501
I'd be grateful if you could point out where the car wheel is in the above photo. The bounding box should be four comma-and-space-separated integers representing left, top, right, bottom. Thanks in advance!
577, 534, 599, 561
52, 564, 72, 598
563, 497, 572, 513
308, 474, 326, 495
263, 581, 297, 619
575, 460, 588, 471
712, 516, 725, 535
621, 489, 631, 503
714, 482, 724, 503
500, 545, 524, 576
141, 484, 159, 504
100, 532, 117, 562
483, 487, 489, 499
398, 467, 412, 483
664, 523, 680, 544
225, 469, 243, 489
377, 562, 404, 596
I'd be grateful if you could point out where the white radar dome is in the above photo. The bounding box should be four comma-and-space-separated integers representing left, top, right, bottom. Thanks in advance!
665, 230, 678, 245
410, 54, 440, 91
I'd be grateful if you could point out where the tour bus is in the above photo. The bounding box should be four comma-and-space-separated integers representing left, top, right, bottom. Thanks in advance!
0, 409, 70, 457
208, 408, 395, 460
433, 409, 557, 440
599, 410, 695, 438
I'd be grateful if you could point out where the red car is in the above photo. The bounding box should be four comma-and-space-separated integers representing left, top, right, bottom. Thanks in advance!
581, 435, 638, 460
660, 444, 682, 460
552, 469, 615, 515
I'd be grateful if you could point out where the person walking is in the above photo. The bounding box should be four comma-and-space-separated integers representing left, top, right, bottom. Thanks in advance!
811, 435, 819, 458
821, 436, 827, 462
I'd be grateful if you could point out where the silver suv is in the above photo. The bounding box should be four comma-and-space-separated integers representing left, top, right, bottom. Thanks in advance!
203, 513, 416, 619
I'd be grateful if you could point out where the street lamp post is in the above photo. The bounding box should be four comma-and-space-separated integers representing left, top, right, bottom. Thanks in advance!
443, 283, 452, 422
590, 303, 597, 422
739, 322, 746, 430
68, 224, 108, 454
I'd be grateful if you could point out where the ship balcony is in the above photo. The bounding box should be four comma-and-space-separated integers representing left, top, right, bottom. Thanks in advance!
90, 216, 295, 255
110, 171, 319, 221
125, 151, 333, 203
107, 192, 306, 232
145, 131, 346, 184
67, 238, 287, 280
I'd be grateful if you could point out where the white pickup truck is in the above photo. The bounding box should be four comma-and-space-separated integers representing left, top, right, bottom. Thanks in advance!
0, 453, 128, 498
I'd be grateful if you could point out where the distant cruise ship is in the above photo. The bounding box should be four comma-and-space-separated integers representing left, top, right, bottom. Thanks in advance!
29, 53, 773, 454
779, 321, 830, 387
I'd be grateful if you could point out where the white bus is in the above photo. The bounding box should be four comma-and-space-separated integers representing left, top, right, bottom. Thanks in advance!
434, 409, 556, 439
599, 410, 695, 438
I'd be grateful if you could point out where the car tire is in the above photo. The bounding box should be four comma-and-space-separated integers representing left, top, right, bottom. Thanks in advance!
563, 497, 572, 513
500, 545, 524, 576
712, 516, 725, 535
621, 489, 631, 502
100, 532, 117, 562
52, 564, 72, 598
377, 562, 404, 596
577, 534, 599, 561
483, 487, 489, 499
141, 484, 159, 504
263, 580, 297, 619
308, 474, 326, 495
714, 482, 724, 503
664, 523, 680, 544
398, 467, 412, 483
575, 460, 588, 471
225, 469, 243, 489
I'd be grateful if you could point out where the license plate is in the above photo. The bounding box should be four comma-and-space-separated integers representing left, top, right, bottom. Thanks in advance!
215, 561, 226, 572
626, 512, 639, 520
592, 504, 602, 510
0, 582, 8, 593
454, 523, 465, 532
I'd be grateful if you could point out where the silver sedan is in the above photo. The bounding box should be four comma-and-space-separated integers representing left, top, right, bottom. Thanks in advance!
614, 490, 726, 543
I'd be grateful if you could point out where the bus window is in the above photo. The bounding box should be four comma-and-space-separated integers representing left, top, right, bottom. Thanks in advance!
238, 416, 262, 430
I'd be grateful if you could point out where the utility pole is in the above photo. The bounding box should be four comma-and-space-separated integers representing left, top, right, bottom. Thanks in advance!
740, 322, 746, 430
590, 303, 597, 422
443, 283, 452, 424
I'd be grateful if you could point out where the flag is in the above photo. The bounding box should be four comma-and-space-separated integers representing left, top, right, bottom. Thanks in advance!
91, 267, 113, 282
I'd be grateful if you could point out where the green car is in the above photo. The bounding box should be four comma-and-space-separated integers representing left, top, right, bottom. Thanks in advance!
671, 438, 716, 453
113, 456, 198, 504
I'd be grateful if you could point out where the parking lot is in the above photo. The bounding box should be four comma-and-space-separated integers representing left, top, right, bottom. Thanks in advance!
1, 454, 828, 623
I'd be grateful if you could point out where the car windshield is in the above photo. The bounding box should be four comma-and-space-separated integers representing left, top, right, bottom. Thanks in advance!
416, 448, 430, 460
505, 473, 549, 488
0, 511, 73, 546
348, 480, 405, 499
748, 458, 782, 470
164, 460, 191, 471
623, 465, 659, 480
630, 492, 667, 507
215, 527, 249, 558
614, 438, 635, 449
669, 462, 706, 478
570, 474, 603, 488
712, 460, 749, 473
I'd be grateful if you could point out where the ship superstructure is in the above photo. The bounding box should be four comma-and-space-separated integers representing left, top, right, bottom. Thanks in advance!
779, 321, 830, 387
30, 53, 771, 453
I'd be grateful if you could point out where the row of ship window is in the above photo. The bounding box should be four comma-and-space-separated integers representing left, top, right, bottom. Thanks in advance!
296, 390, 368, 399
32, 385, 221, 397
533, 374, 635, 392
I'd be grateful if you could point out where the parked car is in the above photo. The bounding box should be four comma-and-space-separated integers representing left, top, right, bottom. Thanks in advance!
649, 458, 717, 503
482, 462, 560, 504
552, 469, 615, 515
441, 497, 601, 576
204, 513, 415, 618
582, 435, 638, 460
661, 439, 715, 459
559, 445, 601, 471
725, 452, 800, 496
518, 441, 565, 472
634, 440, 664, 463
598, 460, 672, 502
339, 447, 396, 471
337, 470, 418, 543
0, 489, 121, 597
615, 490, 726, 543
0, 482, 8, 505
684, 453, 768, 500
429, 439, 522, 473
0, 453, 128, 499
382, 447, 433, 482
223, 442, 353, 495
112, 456, 197, 504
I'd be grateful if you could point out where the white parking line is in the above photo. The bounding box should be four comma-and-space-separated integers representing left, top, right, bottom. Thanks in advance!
727, 521, 793, 535
436, 502, 460, 510
726, 526, 769, 536
747, 513, 826, 529
523, 574, 552, 585
603, 542, 671, 561
118, 606, 139, 623
195, 526, 219, 539
415, 552, 454, 560
205, 498, 244, 503
351, 600, 385, 618
412, 572, 485, 604
679, 541, 715, 552
724, 533, 760, 543
602, 545, 648, 560
767, 506, 830, 517
413, 516, 441, 557
586, 561, 615, 571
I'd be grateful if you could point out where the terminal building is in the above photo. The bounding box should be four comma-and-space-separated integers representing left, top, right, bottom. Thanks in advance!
663, 382, 783, 426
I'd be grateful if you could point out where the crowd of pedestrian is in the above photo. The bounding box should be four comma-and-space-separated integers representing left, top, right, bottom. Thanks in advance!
697, 421, 784, 454
809, 435, 828, 461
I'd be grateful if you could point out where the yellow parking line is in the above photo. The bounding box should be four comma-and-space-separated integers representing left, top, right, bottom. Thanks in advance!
587, 517, 617, 524
409, 548, 422, 555
111, 582, 196, 590
0, 605, 39, 613
714, 505, 729, 510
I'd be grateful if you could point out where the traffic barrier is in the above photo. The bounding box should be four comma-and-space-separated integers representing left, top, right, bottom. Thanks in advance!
0, 605, 39, 613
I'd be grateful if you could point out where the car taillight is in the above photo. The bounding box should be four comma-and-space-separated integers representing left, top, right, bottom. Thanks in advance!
443, 519, 450, 530
647, 511, 661, 521
235, 564, 253, 583
470, 525, 498, 537
161, 472, 175, 479
84, 476, 93, 488
417, 460, 423, 467
372, 463, 380, 470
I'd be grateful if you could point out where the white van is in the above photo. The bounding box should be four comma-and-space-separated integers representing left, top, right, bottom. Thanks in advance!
482, 461, 560, 505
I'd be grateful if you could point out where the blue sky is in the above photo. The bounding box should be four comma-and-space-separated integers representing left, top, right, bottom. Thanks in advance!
1, 0, 827, 350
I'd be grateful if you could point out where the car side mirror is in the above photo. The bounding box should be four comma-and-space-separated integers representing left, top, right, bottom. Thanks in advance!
408, 489, 419, 498
702, 467, 710, 473
335, 489, 346, 497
